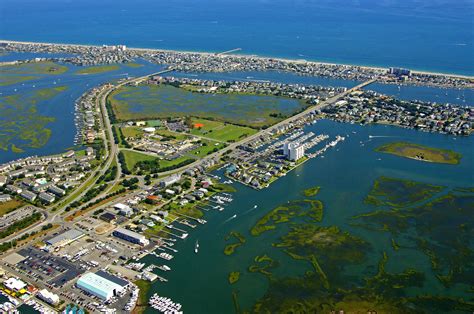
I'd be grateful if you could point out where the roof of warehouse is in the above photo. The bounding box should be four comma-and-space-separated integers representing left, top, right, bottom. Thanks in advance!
76, 272, 124, 298
46, 229, 84, 245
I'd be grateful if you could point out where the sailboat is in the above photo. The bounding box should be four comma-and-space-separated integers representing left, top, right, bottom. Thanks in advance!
195, 240, 199, 254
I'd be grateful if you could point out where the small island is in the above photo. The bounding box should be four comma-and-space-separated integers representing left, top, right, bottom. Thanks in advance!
228, 271, 240, 284
302, 186, 320, 197
375, 142, 462, 165
76, 64, 119, 75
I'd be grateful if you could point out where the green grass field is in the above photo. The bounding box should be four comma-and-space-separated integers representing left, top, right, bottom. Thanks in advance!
146, 120, 164, 127
190, 118, 257, 142
121, 126, 144, 138
76, 65, 120, 75
121, 149, 195, 173
0, 199, 25, 217
121, 150, 156, 170
155, 129, 190, 140
186, 140, 226, 158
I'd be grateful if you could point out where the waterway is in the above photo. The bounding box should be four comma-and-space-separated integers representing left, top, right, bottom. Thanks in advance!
139, 119, 474, 313
0, 59, 165, 164
0, 0, 472, 75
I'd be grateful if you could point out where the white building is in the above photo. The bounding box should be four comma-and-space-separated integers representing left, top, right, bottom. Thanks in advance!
114, 203, 133, 217
4, 277, 26, 292
159, 174, 181, 188
283, 142, 305, 161
76, 271, 128, 301
37, 289, 60, 305
143, 127, 156, 133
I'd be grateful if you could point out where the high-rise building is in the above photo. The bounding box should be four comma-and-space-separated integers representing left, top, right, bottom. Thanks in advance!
389, 67, 411, 76
283, 142, 305, 161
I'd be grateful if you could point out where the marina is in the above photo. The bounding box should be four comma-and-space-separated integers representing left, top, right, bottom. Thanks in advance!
149, 293, 183, 313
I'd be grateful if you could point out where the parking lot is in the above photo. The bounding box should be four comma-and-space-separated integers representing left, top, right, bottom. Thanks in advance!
16, 247, 84, 288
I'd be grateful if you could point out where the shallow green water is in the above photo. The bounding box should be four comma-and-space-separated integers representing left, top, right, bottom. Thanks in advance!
0, 58, 166, 163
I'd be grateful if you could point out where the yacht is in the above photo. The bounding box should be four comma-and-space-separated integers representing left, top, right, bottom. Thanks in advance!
195, 240, 199, 253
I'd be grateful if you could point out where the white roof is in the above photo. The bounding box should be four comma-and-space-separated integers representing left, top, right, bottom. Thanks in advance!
114, 203, 130, 210
5, 278, 26, 291
76, 272, 124, 300
38, 289, 59, 303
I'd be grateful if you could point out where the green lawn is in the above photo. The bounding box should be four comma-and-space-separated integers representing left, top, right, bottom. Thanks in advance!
187, 140, 226, 158
146, 120, 164, 127
122, 149, 195, 173
0, 199, 25, 217
121, 126, 144, 138
121, 150, 157, 170
190, 118, 257, 142
159, 156, 195, 168
76, 65, 120, 75
155, 129, 190, 140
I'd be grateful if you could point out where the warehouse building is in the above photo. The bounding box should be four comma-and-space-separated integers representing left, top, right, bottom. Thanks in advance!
76, 271, 128, 301
112, 227, 149, 246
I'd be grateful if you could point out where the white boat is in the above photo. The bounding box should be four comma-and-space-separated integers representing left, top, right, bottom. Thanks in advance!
195, 240, 199, 253
158, 265, 171, 271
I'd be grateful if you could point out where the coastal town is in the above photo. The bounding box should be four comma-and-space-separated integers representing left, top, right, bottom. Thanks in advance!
1, 40, 473, 89
320, 90, 474, 136
0, 39, 473, 314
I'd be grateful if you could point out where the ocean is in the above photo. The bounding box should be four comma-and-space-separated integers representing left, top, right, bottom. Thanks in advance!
0, 0, 473, 75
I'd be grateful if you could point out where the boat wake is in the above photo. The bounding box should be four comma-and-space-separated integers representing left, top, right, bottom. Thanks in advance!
242, 205, 258, 215
223, 214, 237, 223
368, 135, 399, 138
